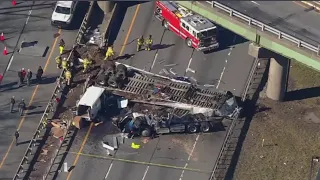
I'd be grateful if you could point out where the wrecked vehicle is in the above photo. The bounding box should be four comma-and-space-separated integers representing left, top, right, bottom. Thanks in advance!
73, 62, 243, 136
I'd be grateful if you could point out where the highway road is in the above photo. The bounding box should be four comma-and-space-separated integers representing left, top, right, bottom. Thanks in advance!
217, 1, 320, 47
0, 1, 83, 178
55, 2, 254, 180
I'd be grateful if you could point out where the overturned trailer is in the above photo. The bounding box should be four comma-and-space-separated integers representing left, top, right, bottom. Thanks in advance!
75, 62, 243, 136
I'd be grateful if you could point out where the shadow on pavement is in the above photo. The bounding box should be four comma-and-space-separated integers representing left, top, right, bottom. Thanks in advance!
39, 76, 58, 85
285, 87, 320, 101
67, 1, 90, 30
27, 110, 45, 116
87, 2, 104, 31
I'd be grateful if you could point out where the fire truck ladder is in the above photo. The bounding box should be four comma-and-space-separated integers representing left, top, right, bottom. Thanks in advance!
121, 74, 229, 110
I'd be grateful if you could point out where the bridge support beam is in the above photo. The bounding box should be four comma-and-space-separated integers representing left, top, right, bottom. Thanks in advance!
248, 43, 289, 101
97, 1, 115, 13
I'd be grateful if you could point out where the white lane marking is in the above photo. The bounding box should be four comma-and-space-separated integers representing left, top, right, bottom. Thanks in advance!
141, 166, 149, 180
186, 57, 193, 72
169, 68, 176, 75
179, 134, 200, 180
216, 36, 237, 89
151, 53, 158, 70
26, 10, 32, 24
251, 1, 260, 5
6, 55, 14, 71
104, 163, 113, 179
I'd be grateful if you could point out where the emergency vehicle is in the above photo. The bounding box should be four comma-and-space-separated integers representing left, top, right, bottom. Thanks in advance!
154, 1, 219, 52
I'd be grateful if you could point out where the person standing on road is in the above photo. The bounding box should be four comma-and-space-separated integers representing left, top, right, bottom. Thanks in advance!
145, 35, 153, 51
18, 99, 26, 116
59, 39, 65, 55
36, 66, 43, 83
15, 130, 19, 146
21, 68, 26, 83
137, 35, 144, 52
10, 96, 15, 113
27, 69, 32, 86
64, 69, 72, 86
18, 69, 23, 87
55, 56, 62, 69
104, 46, 115, 61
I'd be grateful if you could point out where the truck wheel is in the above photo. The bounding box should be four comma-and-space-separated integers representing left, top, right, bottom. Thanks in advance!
186, 38, 192, 48
116, 64, 127, 80
162, 20, 169, 30
108, 75, 118, 88
187, 123, 198, 133
200, 122, 211, 133
141, 128, 151, 137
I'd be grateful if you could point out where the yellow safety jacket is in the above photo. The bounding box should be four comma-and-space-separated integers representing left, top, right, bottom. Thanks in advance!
138, 38, 144, 45
106, 47, 114, 57
65, 71, 71, 79
62, 61, 68, 69
146, 38, 153, 45
83, 59, 91, 66
55, 57, 61, 63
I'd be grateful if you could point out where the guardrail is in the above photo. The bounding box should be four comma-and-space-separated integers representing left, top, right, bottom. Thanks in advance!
12, 2, 95, 179
209, 58, 261, 180
204, 1, 320, 56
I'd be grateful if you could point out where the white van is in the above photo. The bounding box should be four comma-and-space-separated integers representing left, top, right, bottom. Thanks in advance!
51, 1, 77, 28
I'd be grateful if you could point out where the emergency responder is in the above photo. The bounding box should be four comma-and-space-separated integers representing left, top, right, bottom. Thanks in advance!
145, 35, 153, 51
137, 35, 144, 52
62, 58, 68, 70
64, 69, 72, 86
59, 39, 65, 55
82, 58, 92, 72
26, 69, 32, 87
55, 56, 62, 69
18, 99, 26, 116
104, 46, 115, 61
15, 130, 19, 146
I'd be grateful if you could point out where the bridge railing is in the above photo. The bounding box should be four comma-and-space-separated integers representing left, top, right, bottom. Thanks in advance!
203, 1, 320, 56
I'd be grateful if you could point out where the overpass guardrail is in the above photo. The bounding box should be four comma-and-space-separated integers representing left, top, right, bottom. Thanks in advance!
12, 1, 95, 179
203, 1, 320, 56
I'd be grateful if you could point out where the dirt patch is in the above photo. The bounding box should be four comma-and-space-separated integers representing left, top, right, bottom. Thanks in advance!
234, 61, 320, 180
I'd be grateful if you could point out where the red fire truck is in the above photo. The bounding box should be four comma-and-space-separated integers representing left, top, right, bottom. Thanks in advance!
154, 1, 219, 52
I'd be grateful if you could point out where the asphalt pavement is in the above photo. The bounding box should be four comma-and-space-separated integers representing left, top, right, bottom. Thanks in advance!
217, 1, 320, 47
0, 1, 80, 178
55, 2, 254, 180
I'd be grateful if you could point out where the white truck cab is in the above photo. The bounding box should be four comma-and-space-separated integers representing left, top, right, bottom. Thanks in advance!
51, 1, 77, 28
76, 86, 105, 121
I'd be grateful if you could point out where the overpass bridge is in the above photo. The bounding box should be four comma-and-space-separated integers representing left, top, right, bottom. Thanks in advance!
177, 1, 320, 101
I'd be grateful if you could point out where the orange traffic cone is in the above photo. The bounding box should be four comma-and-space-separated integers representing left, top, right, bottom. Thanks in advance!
12, 0, 17, 6
3, 47, 8, 55
0, 33, 4, 41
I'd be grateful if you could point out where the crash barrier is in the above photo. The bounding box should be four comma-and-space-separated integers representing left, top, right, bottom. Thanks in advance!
103, 3, 117, 47
208, 58, 260, 180
75, 1, 95, 45
300, 1, 320, 11
12, 2, 95, 180
202, 1, 320, 56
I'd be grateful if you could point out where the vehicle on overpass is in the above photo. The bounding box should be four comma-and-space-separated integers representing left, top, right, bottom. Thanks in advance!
51, 1, 78, 28
74, 61, 242, 137
154, 1, 219, 52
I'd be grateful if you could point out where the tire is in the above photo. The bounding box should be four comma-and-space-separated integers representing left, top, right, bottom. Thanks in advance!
200, 122, 211, 133
186, 38, 192, 48
116, 64, 127, 80
108, 75, 118, 88
163, 20, 169, 30
187, 123, 198, 133
96, 74, 107, 86
141, 128, 151, 137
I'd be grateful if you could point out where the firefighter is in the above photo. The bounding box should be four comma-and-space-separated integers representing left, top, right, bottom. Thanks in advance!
59, 39, 65, 55
137, 35, 144, 52
64, 69, 72, 86
61, 58, 68, 70
55, 56, 62, 69
145, 35, 153, 51
82, 58, 92, 72
104, 46, 115, 61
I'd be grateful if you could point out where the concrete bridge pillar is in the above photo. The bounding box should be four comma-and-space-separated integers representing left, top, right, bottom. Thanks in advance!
97, 1, 115, 14
248, 43, 289, 101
